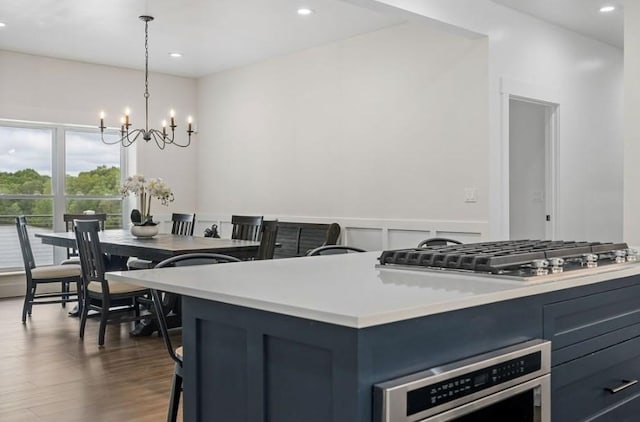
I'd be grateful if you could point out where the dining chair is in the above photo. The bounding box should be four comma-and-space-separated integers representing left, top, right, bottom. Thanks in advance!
255, 220, 279, 260
61, 213, 107, 265
151, 253, 241, 422
74, 219, 149, 346
231, 215, 263, 241
417, 237, 463, 248
128, 212, 197, 270
324, 223, 341, 246
306, 245, 366, 256
15, 216, 83, 322
170, 212, 196, 236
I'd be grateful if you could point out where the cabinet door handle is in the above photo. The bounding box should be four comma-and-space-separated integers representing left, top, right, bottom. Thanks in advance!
605, 379, 638, 394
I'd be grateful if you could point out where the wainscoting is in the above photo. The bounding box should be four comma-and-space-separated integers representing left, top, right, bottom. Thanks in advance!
189, 214, 489, 251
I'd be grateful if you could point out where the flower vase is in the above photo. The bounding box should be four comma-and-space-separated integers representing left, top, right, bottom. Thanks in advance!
130, 224, 159, 238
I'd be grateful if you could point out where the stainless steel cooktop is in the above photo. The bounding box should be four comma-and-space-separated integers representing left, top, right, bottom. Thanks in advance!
377, 240, 640, 282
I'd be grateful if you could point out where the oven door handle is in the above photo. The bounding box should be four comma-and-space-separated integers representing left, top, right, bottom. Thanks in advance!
605, 379, 638, 394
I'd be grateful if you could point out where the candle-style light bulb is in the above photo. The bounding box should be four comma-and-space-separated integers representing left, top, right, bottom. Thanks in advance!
170, 109, 175, 127
187, 116, 193, 132
124, 108, 130, 126
99, 111, 105, 129
162, 120, 167, 137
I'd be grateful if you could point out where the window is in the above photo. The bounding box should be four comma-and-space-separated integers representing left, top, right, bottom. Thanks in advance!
0, 126, 54, 269
65, 130, 123, 228
0, 121, 126, 270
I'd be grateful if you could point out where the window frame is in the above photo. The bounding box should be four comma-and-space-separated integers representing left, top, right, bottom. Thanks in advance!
0, 118, 129, 268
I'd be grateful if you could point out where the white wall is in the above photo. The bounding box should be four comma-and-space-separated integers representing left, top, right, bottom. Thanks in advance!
0, 50, 199, 215
196, 22, 489, 248
624, 2, 640, 245
372, 0, 624, 242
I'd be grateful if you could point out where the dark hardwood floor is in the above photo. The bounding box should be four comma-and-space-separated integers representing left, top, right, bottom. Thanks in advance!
0, 297, 182, 421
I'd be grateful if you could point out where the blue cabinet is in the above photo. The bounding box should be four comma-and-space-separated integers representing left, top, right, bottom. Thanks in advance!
544, 282, 640, 421
180, 275, 640, 421
552, 335, 640, 421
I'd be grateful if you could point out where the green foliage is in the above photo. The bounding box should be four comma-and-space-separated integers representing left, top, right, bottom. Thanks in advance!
0, 166, 122, 228
66, 165, 120, 195
0, 168, 51, 194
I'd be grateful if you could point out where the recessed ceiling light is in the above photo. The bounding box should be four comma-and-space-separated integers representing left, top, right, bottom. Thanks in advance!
297, 8, 313, 16
599, 5, 616, 13
169, 52, 182, 58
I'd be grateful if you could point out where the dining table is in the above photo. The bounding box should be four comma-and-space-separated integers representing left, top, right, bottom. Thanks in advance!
35, 229, 261, 334
35, 229, 261, 268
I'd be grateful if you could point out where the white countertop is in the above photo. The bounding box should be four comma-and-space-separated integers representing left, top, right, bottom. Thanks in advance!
106, 252, 640, 328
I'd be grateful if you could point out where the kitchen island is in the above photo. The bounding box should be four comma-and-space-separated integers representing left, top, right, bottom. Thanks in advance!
107, 251, 640, 421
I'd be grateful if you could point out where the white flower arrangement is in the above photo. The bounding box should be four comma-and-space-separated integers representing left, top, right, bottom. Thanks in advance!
121, 174, 174, 225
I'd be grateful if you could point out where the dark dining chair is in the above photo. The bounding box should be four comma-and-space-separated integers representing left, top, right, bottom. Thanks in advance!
306, 245, 366, 256
417, 237, 463, 248
324, 223, 341, 246
231, 215, 263, 241
74, 219, 149, 346
255, 220, 279, 260
61, 213, 107, 265
170, 212, 196, 236
151, 253, 241, 422
128, 212, 197, 270
15, 216, 83, 322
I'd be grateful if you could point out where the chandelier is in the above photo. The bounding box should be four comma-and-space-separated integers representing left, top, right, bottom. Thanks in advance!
99, 15, 193, 149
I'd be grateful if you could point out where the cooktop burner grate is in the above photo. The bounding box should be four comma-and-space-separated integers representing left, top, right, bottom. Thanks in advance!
378, 240, 630, 274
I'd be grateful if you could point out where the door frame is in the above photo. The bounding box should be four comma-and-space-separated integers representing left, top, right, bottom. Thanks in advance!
499, 77, 560, 240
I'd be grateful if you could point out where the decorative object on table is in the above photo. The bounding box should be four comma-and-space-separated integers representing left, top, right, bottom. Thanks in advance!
121, 174, 174, 238
203, 224, 220, 238
98, 15, 195, 149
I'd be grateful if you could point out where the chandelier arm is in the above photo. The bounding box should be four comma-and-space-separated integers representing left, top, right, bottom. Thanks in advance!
148, 128, 191, 148
125, 129, 145, 147
149, 129, 167, 150
100, 131, 124, 145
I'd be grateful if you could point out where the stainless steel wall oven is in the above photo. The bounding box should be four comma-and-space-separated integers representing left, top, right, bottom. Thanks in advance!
374, 339, 551, 421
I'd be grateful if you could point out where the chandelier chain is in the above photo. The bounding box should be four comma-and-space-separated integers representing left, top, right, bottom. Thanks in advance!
144, 18, 150, 132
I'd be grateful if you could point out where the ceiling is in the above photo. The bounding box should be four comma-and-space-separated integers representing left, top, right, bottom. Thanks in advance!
491, 0, 624, 49
0, 0, 404, 78
0, 0, 624, 80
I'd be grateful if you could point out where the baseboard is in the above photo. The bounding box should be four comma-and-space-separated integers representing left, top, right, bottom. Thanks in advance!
0, 272, 25, 298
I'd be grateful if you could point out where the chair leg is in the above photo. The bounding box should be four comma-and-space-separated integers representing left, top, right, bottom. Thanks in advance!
21, 282, 32, 323
168, 369, 182, 422
79, 294, 89, 339
76, 279, 84, 317
98, 296, 109, 346
134, 298, 141, 317
27, 285, 36, 317
61, 281, 68, 308
98, 310, 108, 346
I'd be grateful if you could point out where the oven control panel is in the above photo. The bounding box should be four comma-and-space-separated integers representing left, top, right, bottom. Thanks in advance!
406, 351, 541, 415
373, 339, 551, 422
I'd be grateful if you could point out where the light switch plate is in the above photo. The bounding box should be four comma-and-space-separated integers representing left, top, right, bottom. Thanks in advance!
464, 188, 477, 203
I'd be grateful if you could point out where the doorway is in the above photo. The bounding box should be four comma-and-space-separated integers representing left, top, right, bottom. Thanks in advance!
508, 98, 557, 240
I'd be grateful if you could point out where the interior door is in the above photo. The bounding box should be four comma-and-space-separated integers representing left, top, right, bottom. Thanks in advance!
509, 99, 548, 240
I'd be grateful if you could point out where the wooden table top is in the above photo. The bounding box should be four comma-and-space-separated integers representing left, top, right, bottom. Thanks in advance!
36, 229, 260, 262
